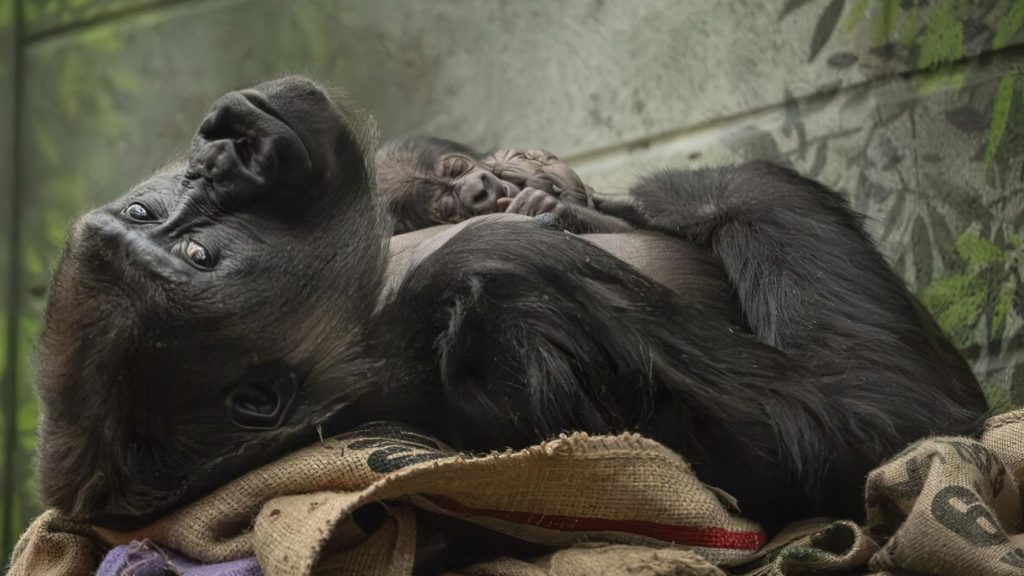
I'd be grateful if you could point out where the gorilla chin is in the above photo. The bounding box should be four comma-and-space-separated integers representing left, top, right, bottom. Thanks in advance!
34, 76, 987, 534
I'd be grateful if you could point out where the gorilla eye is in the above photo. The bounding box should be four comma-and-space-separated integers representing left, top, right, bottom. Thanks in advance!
125, 203, 154, 221
185, 240, 214, 268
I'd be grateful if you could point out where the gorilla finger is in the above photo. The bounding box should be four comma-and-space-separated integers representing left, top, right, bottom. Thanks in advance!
539, 197, 561, 215
503, 186, 544, 213
593, 196, 647, 225
505, 189, 534, 214
523, 191, 553, 215
535, 198, 562, 217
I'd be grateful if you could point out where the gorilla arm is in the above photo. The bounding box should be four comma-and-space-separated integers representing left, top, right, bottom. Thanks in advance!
483, 148, 633, 233
384, 214, 739, 325
501, 186, 633, 234
371, 163, 987, 531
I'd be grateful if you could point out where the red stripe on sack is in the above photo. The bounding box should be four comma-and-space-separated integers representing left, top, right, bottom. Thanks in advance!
423, 494, 766, 550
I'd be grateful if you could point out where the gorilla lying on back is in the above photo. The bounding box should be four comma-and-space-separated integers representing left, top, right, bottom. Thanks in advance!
376, 137, 632, 233
34, 77, 987, 536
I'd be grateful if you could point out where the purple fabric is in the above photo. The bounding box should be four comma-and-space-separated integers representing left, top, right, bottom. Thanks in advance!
97, 539, 261, 576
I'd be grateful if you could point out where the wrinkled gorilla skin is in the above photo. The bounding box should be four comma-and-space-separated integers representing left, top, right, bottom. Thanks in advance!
35, 77, 987, 534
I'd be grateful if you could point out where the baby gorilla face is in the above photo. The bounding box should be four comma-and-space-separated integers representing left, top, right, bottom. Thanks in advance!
375, 137, 523, 233
433, 152, 520, 220
376, 138, 595, 234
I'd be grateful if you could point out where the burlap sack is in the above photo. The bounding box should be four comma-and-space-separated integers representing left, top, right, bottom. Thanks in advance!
732, 407, 1024, 575
9, 422, 763, 575
863, 408, 1024, 575
11, 411, 1024, 576
448, 544, 726, 576
983, 409, 1024, 502
729, 519, 878, 576
5, 509, 104, 575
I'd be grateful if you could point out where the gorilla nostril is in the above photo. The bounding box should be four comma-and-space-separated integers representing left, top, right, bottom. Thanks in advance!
240, 90, 290, 127
199, 104, 241, 142
199, 92, 282, 145
472, 188, 490, 206
233, 137, 252, 168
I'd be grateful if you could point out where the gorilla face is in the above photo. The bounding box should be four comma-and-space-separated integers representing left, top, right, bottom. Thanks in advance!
34, 77, 388, 527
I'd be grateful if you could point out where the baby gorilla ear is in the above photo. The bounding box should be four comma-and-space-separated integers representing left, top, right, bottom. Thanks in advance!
227, 365, 300, 430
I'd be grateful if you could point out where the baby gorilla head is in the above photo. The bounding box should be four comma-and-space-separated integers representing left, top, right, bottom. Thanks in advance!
375, 137, 521, 233
34, 77, 389, 528
375, 138, 599, 234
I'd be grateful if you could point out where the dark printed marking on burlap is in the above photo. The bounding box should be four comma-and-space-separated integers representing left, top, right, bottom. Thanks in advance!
1001, 548, 1024, 568
886, 455, 930, 502
360, 443, 450, 474
339, 421, 443, 449
343, 423, 451, 474
930, 485, 1007, 547
946, 440, 1007, 497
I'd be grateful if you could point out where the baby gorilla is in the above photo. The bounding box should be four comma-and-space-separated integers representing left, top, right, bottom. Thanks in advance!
375, 137, 631, 233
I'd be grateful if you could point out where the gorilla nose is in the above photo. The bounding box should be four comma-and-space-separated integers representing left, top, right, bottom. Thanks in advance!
188, 89, 313, 203
460, 182, 498, 214
459, 171, 507, 214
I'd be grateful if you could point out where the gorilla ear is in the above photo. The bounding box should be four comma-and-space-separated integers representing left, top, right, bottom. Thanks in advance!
227, 366, 299, 430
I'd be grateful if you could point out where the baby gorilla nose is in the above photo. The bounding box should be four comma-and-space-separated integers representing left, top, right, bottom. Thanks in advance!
458, 169, 511, 215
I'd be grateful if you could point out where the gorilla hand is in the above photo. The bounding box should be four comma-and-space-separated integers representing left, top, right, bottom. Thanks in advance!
503, 186, 570, 222
503, 186, 633, 234
482, 148, 592, 207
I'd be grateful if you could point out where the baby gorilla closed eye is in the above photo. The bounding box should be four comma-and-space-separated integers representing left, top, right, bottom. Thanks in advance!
34, 77, 987, 538
375, 137, 632, 234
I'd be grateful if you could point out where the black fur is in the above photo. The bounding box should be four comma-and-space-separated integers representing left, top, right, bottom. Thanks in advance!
361, 169, 987, 527
34, 78, 987, 536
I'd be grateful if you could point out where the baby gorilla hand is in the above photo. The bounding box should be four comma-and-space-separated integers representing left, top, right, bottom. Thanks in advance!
503, 187, 566, 217
502, 187, 587, 233
483, 149, 591, 207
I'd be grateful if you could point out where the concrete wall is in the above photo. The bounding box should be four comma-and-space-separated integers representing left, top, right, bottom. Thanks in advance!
3, 0, 1024, 558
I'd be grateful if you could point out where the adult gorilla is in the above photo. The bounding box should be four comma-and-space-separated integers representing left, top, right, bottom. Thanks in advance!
34, 77, 986, 534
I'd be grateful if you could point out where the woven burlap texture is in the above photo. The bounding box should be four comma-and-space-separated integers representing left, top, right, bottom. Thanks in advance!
9, 409, 1024, 576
